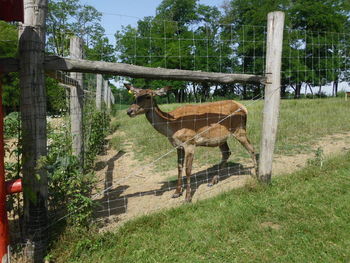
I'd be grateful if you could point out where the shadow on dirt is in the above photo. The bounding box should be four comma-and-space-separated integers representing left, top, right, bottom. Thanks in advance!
94, 160, 253, 219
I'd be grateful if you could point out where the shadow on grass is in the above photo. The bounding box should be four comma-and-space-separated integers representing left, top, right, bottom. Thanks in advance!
94, 161, 253, 220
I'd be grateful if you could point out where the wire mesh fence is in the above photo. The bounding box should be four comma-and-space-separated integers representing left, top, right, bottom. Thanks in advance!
2, 13, 350, 260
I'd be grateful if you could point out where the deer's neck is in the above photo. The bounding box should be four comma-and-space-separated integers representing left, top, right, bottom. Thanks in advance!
145, 103, 174, 138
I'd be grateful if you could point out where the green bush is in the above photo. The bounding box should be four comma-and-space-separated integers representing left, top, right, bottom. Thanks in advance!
4, 112, 20, 138
84, 110, 110, 170
46, 122, 96, 227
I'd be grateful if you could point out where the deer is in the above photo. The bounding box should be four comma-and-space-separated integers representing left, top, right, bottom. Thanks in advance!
125, 84, 257, 202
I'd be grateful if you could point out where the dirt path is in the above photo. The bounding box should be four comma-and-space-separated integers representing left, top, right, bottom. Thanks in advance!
94, 131, 350, 232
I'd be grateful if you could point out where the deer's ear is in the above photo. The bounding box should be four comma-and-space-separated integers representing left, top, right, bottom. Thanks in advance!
124, 83, 141, 95
153, 86, 172, 96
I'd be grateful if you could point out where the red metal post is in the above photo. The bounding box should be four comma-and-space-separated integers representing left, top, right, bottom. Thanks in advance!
0, 74, 9, 262
5, 179, 22, 195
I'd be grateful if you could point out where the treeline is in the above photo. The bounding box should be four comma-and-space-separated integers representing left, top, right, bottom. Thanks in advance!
115, 0, 350, 102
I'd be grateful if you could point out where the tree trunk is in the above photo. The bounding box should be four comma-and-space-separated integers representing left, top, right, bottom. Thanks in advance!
242, 84, 247, 99
281, 85, 287, 98
333, 81, 338, 97
294, 83, 302, 99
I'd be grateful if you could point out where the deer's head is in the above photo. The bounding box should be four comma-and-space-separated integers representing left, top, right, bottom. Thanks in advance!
125, 84, 171, 117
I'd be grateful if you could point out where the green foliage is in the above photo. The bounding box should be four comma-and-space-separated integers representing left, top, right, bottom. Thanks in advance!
307, 147, 325, 167
4, 112, 20, 138
48, 152, 350, 262
0, 22, 20, 112
46, 122, 96, 226
84, 110, 111, 170
221, 0, 350, 97
115, 0, 223, 102
0, 21, 18, 57
46, 77, 68, 115
336, 90, 346, 98
47, 0, 115, 62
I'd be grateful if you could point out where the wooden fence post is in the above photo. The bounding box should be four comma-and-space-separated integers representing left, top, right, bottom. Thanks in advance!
18, 0, 48, 261
103, 80, 108, 106
258, 11, 285, 183
107, 85, 111, 111
70, 37, 84, 166
96, 74, 103, 110
111, 89, 115, 105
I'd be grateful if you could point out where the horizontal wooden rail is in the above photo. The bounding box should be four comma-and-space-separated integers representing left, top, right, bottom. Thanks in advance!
46, 70, 80, 87
0, 56, 266, 84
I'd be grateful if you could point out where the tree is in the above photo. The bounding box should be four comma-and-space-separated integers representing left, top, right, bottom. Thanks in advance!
0, 21, 19, 113
46, 0, 115, 62
222, 0, 350, 98
288, 0, 350, 97
115, 0, 222, 102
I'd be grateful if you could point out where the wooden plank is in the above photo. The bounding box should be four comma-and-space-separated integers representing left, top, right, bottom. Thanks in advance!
18, 0, 48, 262
258, 11, 285, 183
96, 74, 103, 110
69, 37, 84, 167
44, 56, 266, 84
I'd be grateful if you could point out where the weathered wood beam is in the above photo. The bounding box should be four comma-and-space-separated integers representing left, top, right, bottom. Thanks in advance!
1, 56, 266, 84
258, 11, 285, 183
44, 56, 266, 84
69, 37, 84, 167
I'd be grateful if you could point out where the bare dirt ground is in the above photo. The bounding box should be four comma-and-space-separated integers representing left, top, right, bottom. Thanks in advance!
93, 130, 350, 232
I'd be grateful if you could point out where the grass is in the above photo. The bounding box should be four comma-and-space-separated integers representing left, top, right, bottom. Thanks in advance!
112, 97, 350, 171
48, 151, 350, 262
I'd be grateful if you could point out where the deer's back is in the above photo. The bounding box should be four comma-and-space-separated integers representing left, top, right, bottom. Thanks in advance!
169, 100, 247, 118
168, 100, 248, 146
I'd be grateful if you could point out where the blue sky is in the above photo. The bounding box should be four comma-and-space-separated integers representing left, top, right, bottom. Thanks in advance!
82, 0, 224, 36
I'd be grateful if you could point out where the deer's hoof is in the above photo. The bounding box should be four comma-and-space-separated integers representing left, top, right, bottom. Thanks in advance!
208, 175, 219, 187
184, 197, 192, 203
172, 192, 182, 198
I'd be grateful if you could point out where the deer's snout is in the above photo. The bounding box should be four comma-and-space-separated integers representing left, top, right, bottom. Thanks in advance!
127, 108, 134, 116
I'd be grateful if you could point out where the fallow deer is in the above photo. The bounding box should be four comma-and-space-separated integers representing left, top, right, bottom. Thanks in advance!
125, 84, 257, 202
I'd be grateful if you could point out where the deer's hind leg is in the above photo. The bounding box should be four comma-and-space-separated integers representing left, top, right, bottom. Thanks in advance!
234, 128, 258, 177
184, 144, 195, 202
208, 142, 231, 187
219, 142, 231, 167
172, 147, 185, 198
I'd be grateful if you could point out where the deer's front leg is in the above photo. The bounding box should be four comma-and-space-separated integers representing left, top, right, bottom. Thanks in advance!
172, 147, 185, 198
184, 145, 195, 202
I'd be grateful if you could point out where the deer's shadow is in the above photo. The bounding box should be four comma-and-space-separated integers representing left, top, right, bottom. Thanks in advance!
94, 160, 253, 219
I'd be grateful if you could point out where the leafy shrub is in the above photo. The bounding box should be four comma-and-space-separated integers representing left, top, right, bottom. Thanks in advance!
4, 112, 20, 138
46, 123, 96, 227
84, 110, 110, 170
